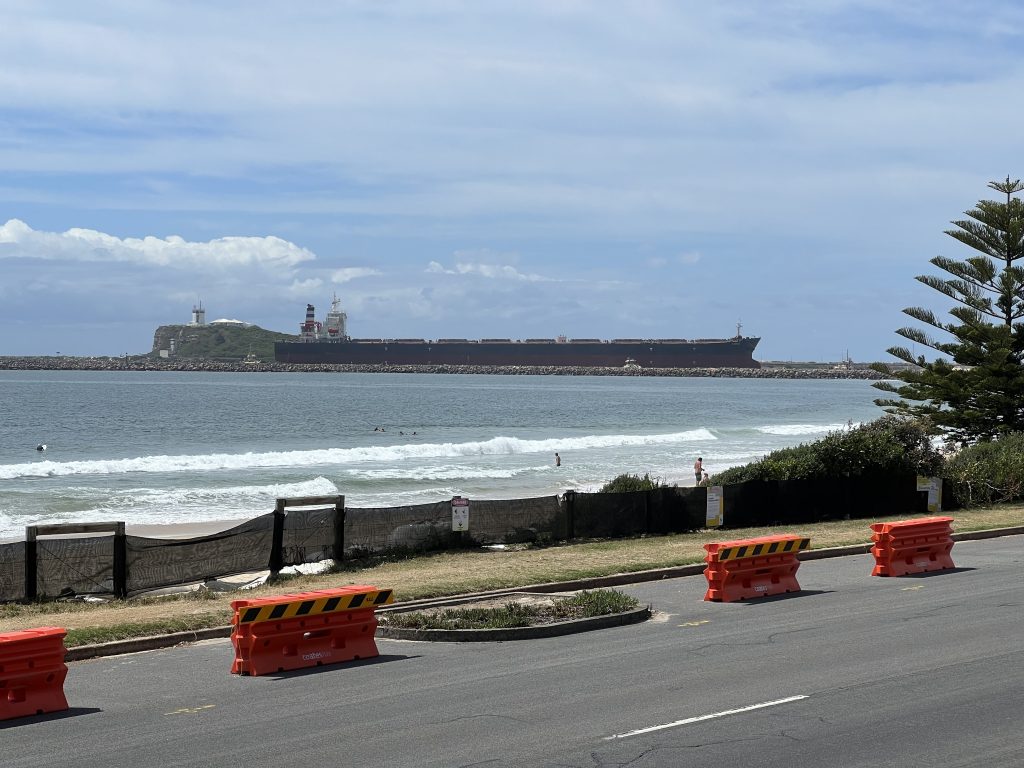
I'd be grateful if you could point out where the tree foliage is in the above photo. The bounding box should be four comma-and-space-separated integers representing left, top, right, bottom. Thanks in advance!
942, 432, 1024, 508
599, 472, 664, 493
873, 177, 1024, 445
710, 417, 943, 484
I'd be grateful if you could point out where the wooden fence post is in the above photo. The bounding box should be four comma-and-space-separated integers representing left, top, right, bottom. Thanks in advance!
333, 496, 346, 564
113, 522, 127, 598
24, 527, 37, 603
270, 500, 286, 578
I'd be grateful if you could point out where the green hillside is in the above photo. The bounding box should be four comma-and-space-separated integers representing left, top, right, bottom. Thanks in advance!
149, 323, 295, 361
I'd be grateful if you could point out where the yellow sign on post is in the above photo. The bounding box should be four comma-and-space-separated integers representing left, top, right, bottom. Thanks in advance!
451, 496, 470, 531
916, 476, 943, 513
705, 486, 724, 527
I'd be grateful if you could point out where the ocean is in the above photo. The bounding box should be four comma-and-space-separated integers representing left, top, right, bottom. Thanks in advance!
0, 370, 886, 540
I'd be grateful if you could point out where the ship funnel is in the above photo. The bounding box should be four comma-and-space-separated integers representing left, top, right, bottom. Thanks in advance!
300, 304, 319, 338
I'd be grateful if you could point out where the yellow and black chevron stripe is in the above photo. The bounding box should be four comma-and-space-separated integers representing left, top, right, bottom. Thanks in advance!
236, 589, 394, 624
716, 538, 810, 562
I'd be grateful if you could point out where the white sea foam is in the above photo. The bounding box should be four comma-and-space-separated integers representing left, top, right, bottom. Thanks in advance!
0, 430, 714, 480
83, 476, 342, 506
756, 423, 849, 436
346, 465, 534, 481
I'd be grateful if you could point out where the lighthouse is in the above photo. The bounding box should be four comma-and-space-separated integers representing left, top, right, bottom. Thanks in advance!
190, 301, 206, 326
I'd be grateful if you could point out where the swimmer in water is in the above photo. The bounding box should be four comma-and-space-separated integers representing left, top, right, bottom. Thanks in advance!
36, 444, 47, 451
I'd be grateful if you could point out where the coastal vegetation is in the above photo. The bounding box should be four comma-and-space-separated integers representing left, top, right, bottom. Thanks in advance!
377, 589, 640, 630
707, 415, 1024, 510
942, 432, 1024, 508
711, 416, 943, 484
874, 176, 1024, 445
148, 322, 291, 361
599, 472, 665, 492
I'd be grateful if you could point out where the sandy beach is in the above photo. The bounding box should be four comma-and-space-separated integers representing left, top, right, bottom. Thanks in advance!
1, 517, 255, 544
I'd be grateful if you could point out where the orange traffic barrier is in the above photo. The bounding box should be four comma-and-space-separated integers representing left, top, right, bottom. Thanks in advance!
0, 627, 69, 721
870, 516, 955, 577
704, 535, 810, 602
231, 585, 394, 676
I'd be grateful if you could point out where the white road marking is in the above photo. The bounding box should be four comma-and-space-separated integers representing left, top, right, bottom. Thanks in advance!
604, 695, 808, 740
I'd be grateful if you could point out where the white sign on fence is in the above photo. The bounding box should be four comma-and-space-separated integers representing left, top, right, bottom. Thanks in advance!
451, 496, 470, 531
706, 486, 724, 527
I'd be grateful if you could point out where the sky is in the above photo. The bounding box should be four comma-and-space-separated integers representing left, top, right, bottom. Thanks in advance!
2, 1, 1022, 361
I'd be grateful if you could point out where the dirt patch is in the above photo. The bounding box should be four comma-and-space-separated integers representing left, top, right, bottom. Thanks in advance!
379, 592, 576, 627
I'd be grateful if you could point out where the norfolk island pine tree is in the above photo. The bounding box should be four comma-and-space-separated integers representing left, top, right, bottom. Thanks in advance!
873, 176, 1024, 446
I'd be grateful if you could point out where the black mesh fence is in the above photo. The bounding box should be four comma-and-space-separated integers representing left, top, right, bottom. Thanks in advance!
0, 541, 25, 602
718, 472, 926, 529
571, 491, 648, 539
1, 474, 936, 601
721, 480, 775, 528
282, 507, 337, 565
455, 496, 565, 544
36, 536, 115, 598
648, 486, 707, 533
125, 514, 275, 594
344, 502, 454, 555
570, 486, 714, 537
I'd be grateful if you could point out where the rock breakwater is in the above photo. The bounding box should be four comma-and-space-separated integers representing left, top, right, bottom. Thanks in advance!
0, 356, 884, 379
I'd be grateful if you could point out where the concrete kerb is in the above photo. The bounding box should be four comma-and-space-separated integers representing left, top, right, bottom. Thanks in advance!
65, 627, 231, 662
63, 526, 1024, 660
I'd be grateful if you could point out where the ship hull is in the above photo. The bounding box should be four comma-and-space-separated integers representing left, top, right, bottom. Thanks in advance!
274, 338, 761, 368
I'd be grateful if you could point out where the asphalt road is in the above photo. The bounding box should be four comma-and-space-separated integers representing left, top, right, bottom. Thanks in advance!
5, 536, 1024, 767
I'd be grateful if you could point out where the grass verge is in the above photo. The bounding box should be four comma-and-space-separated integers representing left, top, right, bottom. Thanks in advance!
0, 504, 1021, 646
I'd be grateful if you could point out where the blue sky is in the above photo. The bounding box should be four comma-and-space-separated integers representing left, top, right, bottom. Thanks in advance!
2, 1, 1022, 361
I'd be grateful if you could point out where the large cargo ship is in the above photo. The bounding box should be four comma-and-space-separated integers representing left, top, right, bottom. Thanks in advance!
274, 298, 761, 368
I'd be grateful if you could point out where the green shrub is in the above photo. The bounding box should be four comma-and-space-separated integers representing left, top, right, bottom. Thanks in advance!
943, 432, 1024, 508
559, 589, 640, 616
711, 416, 943, 484
599, 472, 664, 493
379, 589, 640, 630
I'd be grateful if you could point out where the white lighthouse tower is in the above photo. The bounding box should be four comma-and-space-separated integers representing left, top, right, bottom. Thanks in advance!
190, 301, 206, 326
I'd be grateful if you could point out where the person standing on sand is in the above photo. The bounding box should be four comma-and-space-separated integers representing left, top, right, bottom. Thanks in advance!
555, 452, 561, 467
694, 457, 703, 485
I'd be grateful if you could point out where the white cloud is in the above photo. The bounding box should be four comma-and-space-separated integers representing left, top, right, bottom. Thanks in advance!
644, 252, 700, 269
0, 219, 316, 272
331, 267, 381, 283
286, 278, 324, 296
425, 259, 551, 282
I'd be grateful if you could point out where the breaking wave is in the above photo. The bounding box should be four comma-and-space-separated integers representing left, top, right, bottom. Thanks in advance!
0, 430, 715, 480
756, 423, 851, 436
